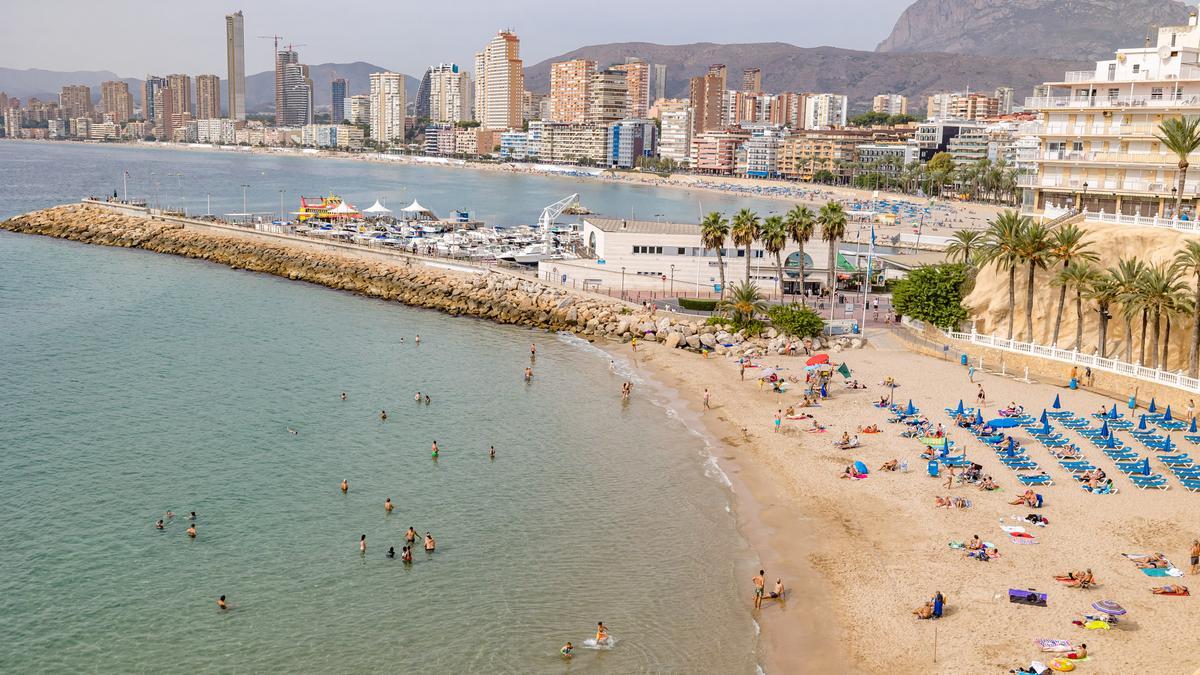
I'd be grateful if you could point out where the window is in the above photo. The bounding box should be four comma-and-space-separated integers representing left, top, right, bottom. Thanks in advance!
1072, 141, 1083, 152
1151, 87, 1164, 100
1132, 64, 1141, 74
1107, 88, 1120, 99
677, 247, 686, 255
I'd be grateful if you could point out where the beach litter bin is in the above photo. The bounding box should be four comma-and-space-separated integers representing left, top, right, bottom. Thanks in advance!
1069, 378, 1078, 390
960, 354, 968, 366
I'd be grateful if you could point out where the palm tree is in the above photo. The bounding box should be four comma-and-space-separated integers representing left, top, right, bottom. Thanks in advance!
700, 211, 730, 299
1054, 262, 1100, 351
1046, 224, 1098, 345
730, 208, 760, 282
1137, 263, 1189, 369
760, 215, 788, 300
1083, 272, 1120, 358
979, 210, 1029, 339
1156, 116, 1200, 217
1013, 221, 1053, 342
718, 280, 766, 328
946, 230, 986, 266
1173, 240, 1200, 377
784, 205, 815, 304
1111, 257, 1148, 363
818, 201, 848, 299
1161, 288, 1194, 370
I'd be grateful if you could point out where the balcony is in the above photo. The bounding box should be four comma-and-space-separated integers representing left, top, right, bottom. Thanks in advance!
1036, 124, 1158, 137
1024, 176, 1197, 195
1064, 70, 1098, 83
1025, 94, 1200, 110
1039, 150, 1178, 165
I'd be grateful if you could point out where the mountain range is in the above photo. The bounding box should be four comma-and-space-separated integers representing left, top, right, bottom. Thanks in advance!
876, 0, 1192, 61
0, 64, 417, 114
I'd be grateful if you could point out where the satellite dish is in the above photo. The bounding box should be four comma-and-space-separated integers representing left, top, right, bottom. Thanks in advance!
1160, 45, 1174, 60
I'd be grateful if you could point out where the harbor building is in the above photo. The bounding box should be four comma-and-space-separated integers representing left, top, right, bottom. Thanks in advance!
1025, 8, 1200, 220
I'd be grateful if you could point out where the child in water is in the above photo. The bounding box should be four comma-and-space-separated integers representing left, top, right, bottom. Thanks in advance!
560, 642, 573, 657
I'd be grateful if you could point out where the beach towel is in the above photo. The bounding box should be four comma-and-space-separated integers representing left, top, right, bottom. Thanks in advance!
1035, 639, 1072, 653
1081, 620, 1111, 630
1153, 587, 1190, 595
1001, 525, 1027, 534
1010, 533, 1039, 544
1143, 567, 1184, 577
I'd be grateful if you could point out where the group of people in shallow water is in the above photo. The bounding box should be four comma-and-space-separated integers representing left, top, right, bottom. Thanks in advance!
154, 510, 198, 538
342, 479, 439, 562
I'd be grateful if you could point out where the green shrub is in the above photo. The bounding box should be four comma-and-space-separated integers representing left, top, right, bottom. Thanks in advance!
678, 297, 719, 311
705, 315, 728, 326
766, 304, 825, 338
891, 263, 969, 329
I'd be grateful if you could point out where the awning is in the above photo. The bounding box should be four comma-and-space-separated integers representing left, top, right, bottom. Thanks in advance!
363, 200, 392, 214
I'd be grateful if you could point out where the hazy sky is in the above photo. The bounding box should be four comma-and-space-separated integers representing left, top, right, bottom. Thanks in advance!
5, 0, 913, 77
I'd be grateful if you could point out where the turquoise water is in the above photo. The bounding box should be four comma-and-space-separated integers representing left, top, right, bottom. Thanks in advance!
0, 142, 759, 673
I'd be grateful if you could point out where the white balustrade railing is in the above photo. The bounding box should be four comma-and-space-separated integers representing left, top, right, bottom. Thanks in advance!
941, 330, 1200, 393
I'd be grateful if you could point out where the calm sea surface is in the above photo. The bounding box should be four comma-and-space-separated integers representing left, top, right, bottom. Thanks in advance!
0, 141, 758, 673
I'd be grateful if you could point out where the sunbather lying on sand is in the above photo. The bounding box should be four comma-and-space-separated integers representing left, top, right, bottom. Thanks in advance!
882, 377, 896, 387
1151, 584, 1189, 595
808, 419, 826, 432
877, 396, 890, 407
1009, 490, 1037, 507
912, 601, 934, 619
1055, 569, 1095, 588
840, 466, 866, 479
978, 476, 998, 491
879, 459, 899, 471
1136, 553, 1169, 569
858, 424, 881, 433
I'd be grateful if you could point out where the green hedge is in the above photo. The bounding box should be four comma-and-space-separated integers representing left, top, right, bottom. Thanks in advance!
677, 297, 719, 311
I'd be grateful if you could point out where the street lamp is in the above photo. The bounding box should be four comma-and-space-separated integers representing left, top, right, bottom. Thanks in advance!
206, 193, 212, 216
240, 184, 250, 222
621, 266, 626, 300
670, 264, 675, 297
278, 189, 285, 223
1080, 181, 1089, 213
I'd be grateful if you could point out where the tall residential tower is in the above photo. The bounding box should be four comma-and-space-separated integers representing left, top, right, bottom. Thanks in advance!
473, 30, 523, 130
225, 11, 246, 121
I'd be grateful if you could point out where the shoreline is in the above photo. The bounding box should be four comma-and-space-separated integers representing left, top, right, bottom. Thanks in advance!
6, 138, 1004, 234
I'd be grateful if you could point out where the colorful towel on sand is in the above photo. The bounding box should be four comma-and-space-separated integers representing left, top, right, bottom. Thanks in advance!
1001, 525, 1027, 534
1144, 567, 1183, 577
1009, 535, 1039, 545
1035, 639, 1072, 653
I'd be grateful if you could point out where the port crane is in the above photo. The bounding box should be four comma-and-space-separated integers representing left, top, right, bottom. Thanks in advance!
539, 194, 579, 255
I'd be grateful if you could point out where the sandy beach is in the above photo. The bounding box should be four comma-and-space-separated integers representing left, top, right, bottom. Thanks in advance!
623, 327, 1200, 674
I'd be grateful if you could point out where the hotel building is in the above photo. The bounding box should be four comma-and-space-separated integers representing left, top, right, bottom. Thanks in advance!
613, 59, 650, 117
474, 31, 523, 130
59, 85, 91, 120
549, 59, 595, 123
196, 75, 221, 120
872, 94, 908, 116
428, 63, 472, 123
225, 11, 246, 121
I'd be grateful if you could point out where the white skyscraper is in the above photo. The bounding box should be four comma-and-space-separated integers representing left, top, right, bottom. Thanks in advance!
428, 63, 473, 123
225, 10, 246, 121
369, 72, 406, 144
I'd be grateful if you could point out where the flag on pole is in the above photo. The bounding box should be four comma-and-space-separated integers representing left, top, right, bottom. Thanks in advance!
836, 362, 852, 379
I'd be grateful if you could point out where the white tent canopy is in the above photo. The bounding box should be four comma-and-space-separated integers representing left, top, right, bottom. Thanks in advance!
401, 200, 431, 213
363, 200, 392, 214
330, 201, 358, 214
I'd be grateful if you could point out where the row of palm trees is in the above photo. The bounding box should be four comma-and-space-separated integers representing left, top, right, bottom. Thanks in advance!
699, 202, 849, 300
950, 211, 1200, 378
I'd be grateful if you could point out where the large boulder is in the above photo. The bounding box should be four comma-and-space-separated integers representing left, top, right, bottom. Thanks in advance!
699, 333, 717, 348
685, 335, 702, 349
664, 332, 682, 349
657, 317, 671, 334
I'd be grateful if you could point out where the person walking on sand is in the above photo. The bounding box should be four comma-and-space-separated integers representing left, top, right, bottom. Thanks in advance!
976, 384, 986, 408
774, 410, 782, 433
968, 364, 975, 383
703, 388, 711, 410
752, 570, 766, 609
740, 362, 746, 381
1191, 539, 1200, 575
944, 465, 956, 489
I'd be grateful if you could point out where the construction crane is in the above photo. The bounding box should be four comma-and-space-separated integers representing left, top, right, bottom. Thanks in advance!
256, 34, 284, 54
539, 194, 579, 254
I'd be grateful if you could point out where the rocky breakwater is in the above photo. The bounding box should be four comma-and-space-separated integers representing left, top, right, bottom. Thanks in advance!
1, 204, 867, 357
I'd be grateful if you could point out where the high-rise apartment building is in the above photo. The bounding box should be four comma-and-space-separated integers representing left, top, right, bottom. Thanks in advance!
926, 92, 999, 121
473, 30, 523, 130
100, 81, 133, 123
274, 49, 299, 126
152, 85, 176, 139
280, 62, 313, 127
994, 87, 1015, 115
225, 11, 246, 121
428, 63, 472, 123
657, 99, 692, 166
196, 75, 221, 119
614, 59, 650, 118
804, 93, 848, 129
741, 68, 762, 93
331, 78, 347, 123
652, 63, 667, 103
589, 68, 630, 125
708, 64, 728, 90
769, 92, 806, 128
872, 94, 908, 116
142, 76, 168, 124
166, 74, 192, 116
59, 85, 91, 120
348, 95, 370, 125
415, 69, 432, 119
688, 71, 725, 137
368, 72, 405, 143
549, 59, 595, 123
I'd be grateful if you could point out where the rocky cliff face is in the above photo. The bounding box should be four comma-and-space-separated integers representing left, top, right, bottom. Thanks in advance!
877, 0, 1192, 61
1, 204, 851, 358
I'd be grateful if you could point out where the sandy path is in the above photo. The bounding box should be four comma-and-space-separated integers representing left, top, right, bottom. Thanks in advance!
625, 328, 1200, 674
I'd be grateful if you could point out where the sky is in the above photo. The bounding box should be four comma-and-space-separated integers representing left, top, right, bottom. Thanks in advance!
4, 0, 914, 77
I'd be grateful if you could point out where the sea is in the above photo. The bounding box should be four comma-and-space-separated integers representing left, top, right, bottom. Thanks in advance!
0, 141, 762, 673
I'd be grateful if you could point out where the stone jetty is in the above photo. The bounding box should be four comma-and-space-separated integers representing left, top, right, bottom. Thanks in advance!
1, 203, 863, 357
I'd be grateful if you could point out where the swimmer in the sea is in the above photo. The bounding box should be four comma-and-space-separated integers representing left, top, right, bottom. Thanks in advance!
405, 527, 417, 545
187, 524, 197, 538
165, 511, 174, 519
560, 642, 573, 657
287, 427, 298, 435
217, 595, 228, 610
380, 409, 388, 421
524, 367, 533, 381
189, 511, 197, 520
431, 440, 439, 458
386, 546, 395, 559
415, 391, 422, 402
489, 445, 495, 459
595, 622, 609, 642
340, 392, 347, 400
424, 394, 430, 405
341, 479, 349, 493
415, 334, 421, 345
384, 497, 393, 513
155, 519, 164, 530
424, 532, 436, 551
402, 545, 413, 563
359, 534, 367, 553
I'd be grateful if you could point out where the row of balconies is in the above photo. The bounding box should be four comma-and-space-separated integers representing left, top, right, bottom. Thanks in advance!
1039, 150, 1186, 165
1035, 123, 1160, 137
1019, 174, 1200, 195
1061, 64, 1200, 83
1026, 94, 1200, 110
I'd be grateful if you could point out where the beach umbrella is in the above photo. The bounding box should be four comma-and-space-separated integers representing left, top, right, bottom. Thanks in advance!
1163, 435, 1174, 452
976, 409, 985, 425
1163, 406, 1174, 422
1100, 421, 1110, 438
955, 400, 965, 415
1149, 398, 1158, 413
1041, 421, 1052, 435
1137, 457, 1151, 476
1190, 418, 1198, 433
1105, 433, 1117, 449
1040, 409, 1049, 424
1138, 415, 1148, 431
906, 400, 916, 415
1108, 406, 1119, 420
1091, 600, 1126, 616
989, 417, 1020, 428
1052, 394, 1062, 410
805, 354, 829, 366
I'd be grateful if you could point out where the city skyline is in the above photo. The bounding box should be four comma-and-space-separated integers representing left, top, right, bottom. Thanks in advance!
3, 0, 912, 78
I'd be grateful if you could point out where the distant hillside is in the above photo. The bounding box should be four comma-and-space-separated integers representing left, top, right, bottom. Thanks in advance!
877, 0, 1192, 61
0, 63, 417, 115
523, 42, 1084, 107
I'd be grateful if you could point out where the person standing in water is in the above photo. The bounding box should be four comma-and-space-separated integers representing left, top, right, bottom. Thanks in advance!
752, 570, 765, 609
595, 622, 609, 643
155, 519, 165, 530
380, 410, 388, 421
187, 524, 197, 538
524, 367, 533, 382
415, 391, 422, 402
424, 532, 436, 551
359, 534, 367, 553
384, 497, 393, 513
340, 392, 347, 401
402, 545, 413, 563
424, 394, 431, 405
386, 546, 395, 558
489, 445, 496, 459
406, 527, 418, 546
341, 479, 349, 494
217, 595, 228, 610
431, 441, 439, 459
530, 342, 537, 359
415, 334, 421, 345
560, 642, 573, 657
